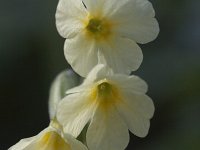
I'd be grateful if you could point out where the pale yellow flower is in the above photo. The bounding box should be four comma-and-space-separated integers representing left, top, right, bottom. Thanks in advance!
56, 0, 159, 77
9, 121, 87, 150
57, 64, 155, 150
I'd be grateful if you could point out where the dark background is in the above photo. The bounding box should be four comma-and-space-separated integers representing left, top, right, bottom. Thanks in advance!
0, 0, 200, 149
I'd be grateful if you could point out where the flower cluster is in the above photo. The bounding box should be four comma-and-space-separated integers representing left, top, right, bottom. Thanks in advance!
9, 0, 159, 150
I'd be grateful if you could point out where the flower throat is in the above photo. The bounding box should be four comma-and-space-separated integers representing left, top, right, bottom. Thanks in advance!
85, 17, 112, 40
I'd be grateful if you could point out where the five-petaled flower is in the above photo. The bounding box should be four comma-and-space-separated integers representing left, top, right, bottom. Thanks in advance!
57, 64, 155, 150
56, 0, 159, 77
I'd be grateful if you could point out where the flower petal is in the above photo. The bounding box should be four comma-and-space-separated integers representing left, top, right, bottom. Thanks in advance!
82, 0, 105, 15
110, 0, 159, 44
8, 127, 54, 150
84, 64, 114, 84
114, 17, 159, 44
117, 93, 154, 137
57, 93, 95, 137
66, 84, 91, 94
8, 137, 35, 150
64, 134, 88, 150
56, 0, 87, 38
83, 0, 154, 17
99, 37, 143, 74
112, 75, 148, 94
48, 70, 80, 119
86, 106, 129, 150
105, 0, 156, 18
64, 32, 99, 77
83, 64, 105, 84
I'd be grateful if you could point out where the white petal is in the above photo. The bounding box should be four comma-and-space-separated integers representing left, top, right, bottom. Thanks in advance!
66, 84, 91, 94
8, 137, 35, 150
48, 70, 80, 119
84, 64, 114, 84
8, 127, 52, 150
83, 0, 153, 17
99, 37, 143, 74
105, 0, 156, 18
65, 134, 88, 150
82, 0, 105, 15
83, 64, 105, 84
110, 0, 159, 44
117, 93, 154, 137
114, 17, 159, 44
114, 75, 153, 119
64, 32, 98, 77
57, 93, 95, 137
83, 0, 156, 18
112, 75, 148, 94
56, 0, 87, 38
87, 106, 129, 150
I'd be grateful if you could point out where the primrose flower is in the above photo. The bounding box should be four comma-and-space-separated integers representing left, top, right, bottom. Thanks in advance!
57, 64, 155, 150
56, 0, 159, 77
9, 120, 87, 150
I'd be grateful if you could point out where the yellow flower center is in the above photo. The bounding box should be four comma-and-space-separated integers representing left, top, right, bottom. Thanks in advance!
90, 79, 122, 110
87, 18, 103, 33
84, 16, 113, 41
98, 82, 112, 98
36, 131, 71, 150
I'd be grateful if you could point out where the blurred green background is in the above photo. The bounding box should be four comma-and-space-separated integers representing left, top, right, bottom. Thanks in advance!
0, 0, 200, 149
